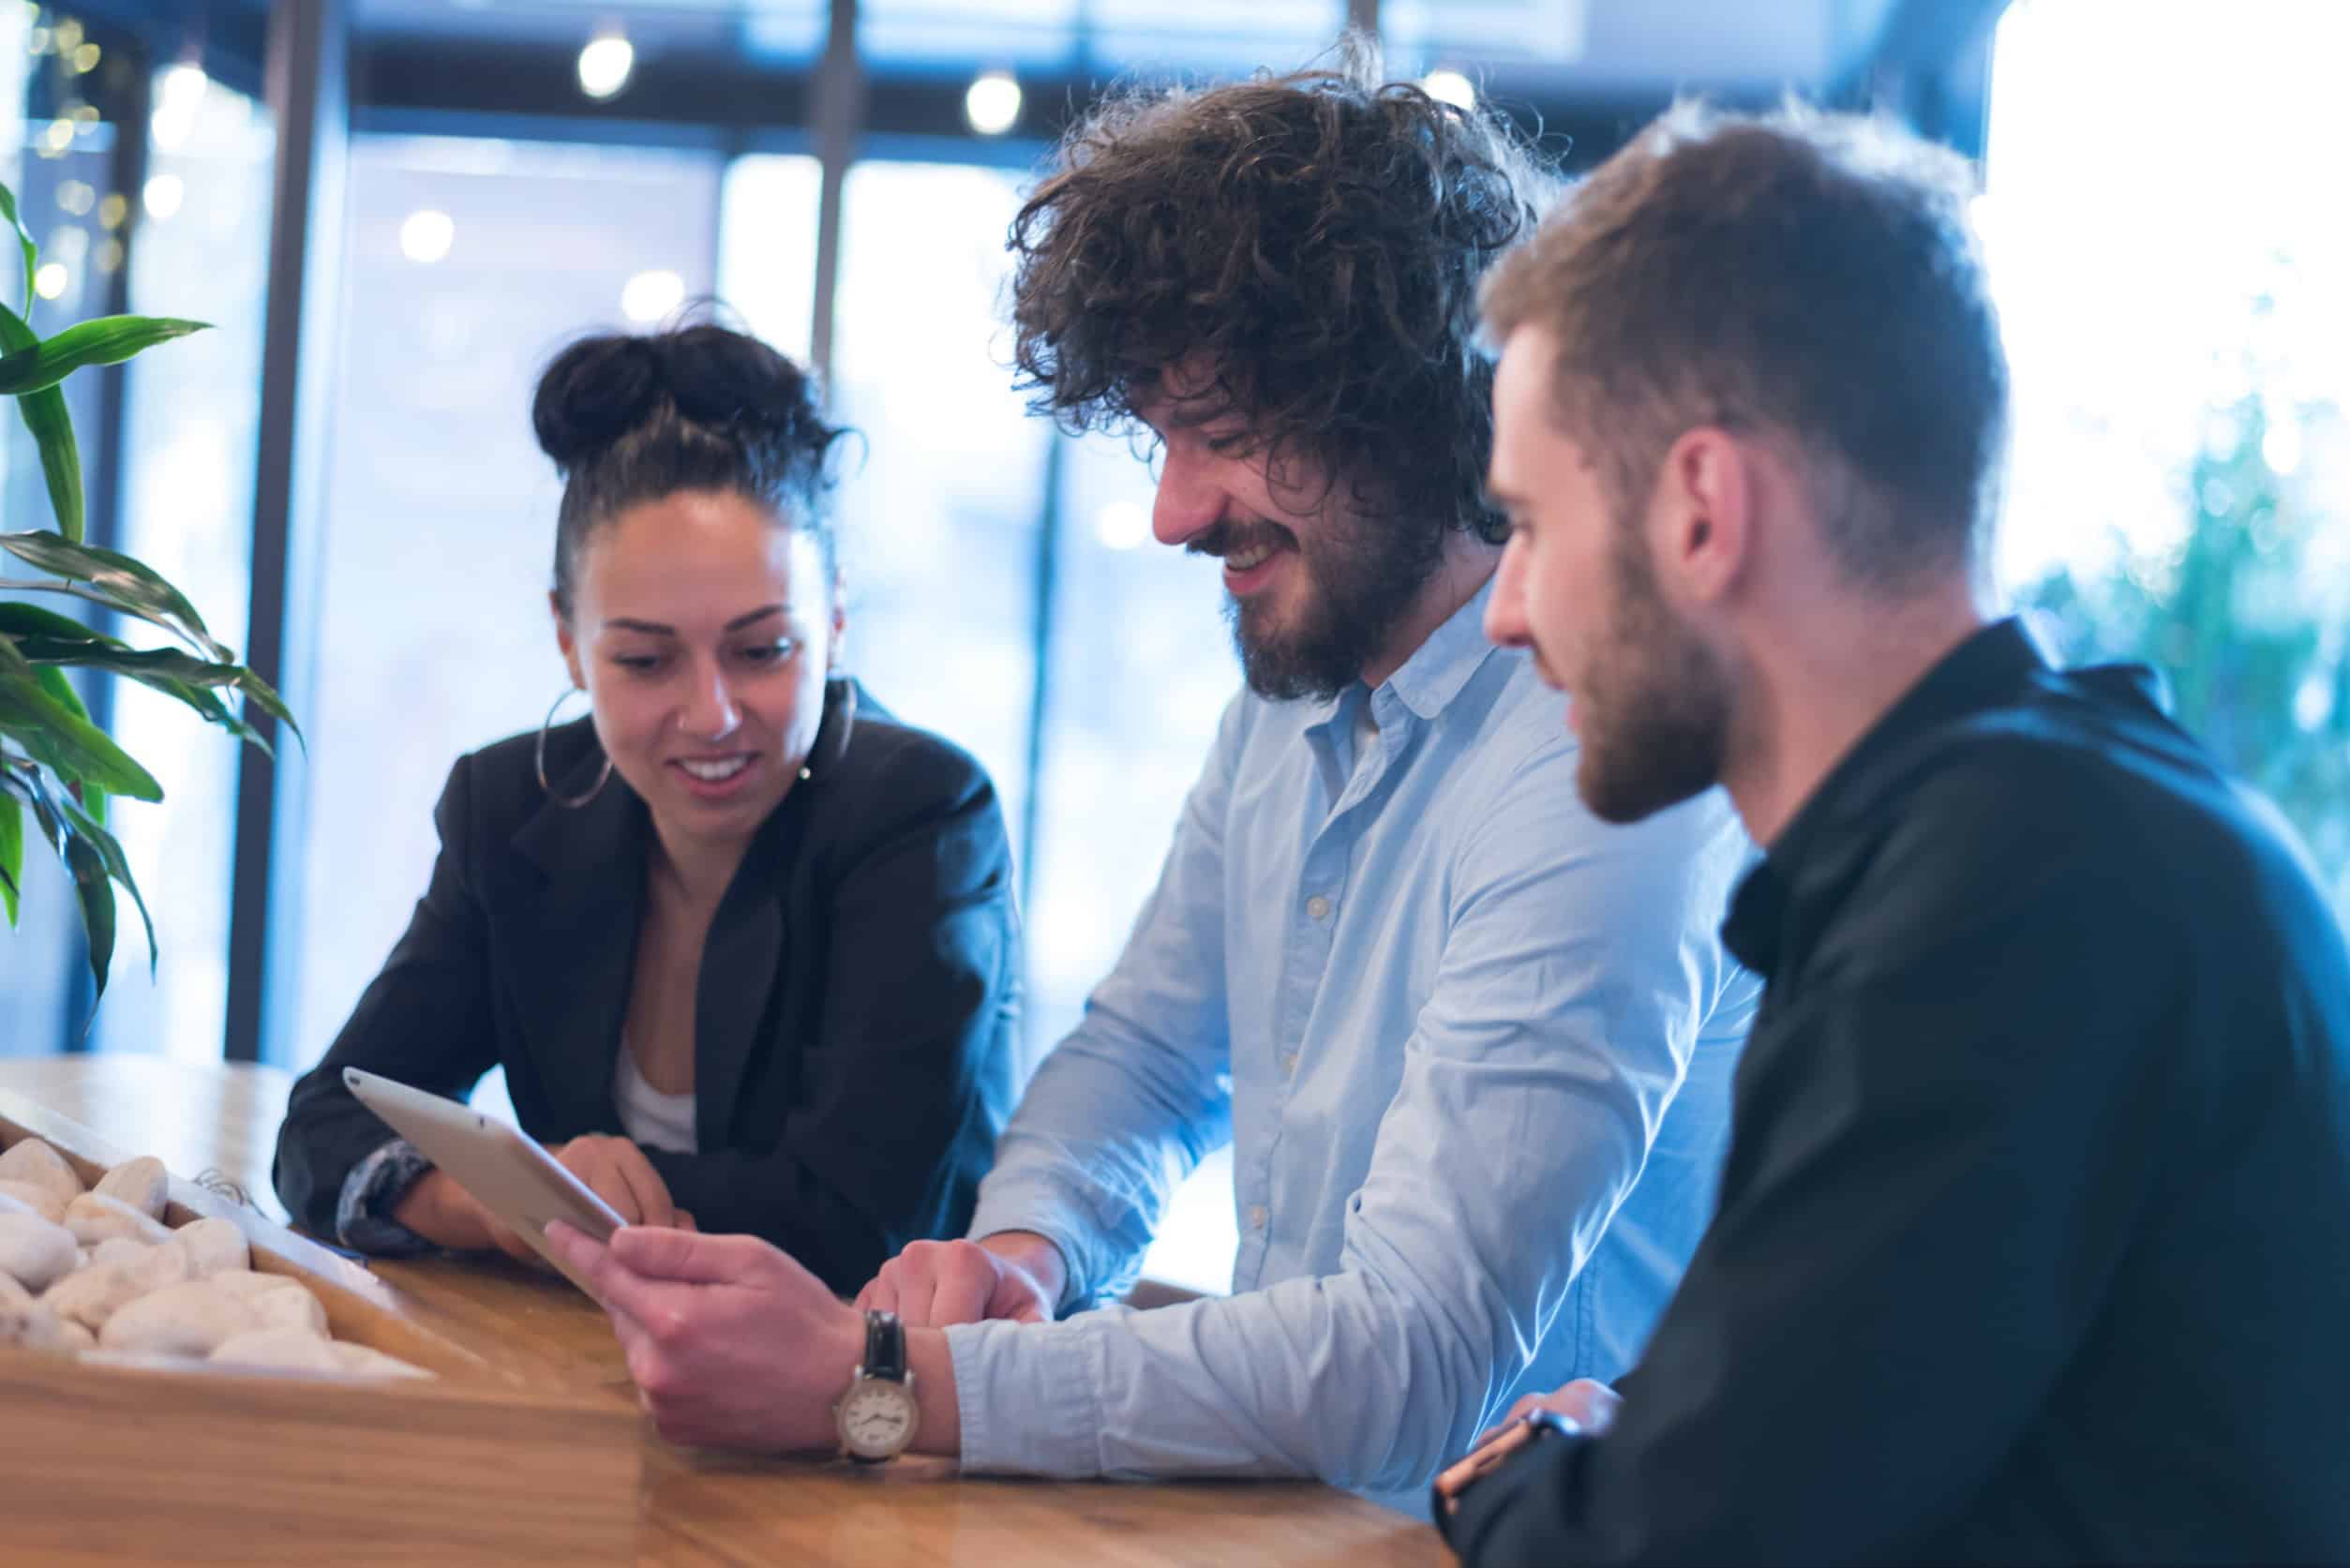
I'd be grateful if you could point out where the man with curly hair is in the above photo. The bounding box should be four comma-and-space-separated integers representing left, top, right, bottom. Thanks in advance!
549, 59, 1759, 1508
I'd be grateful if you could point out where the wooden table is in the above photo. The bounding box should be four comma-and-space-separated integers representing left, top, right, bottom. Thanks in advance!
0, 1054, 1447, 1567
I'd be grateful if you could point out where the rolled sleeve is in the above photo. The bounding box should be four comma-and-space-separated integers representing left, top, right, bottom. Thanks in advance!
333, 1137, 439, 1257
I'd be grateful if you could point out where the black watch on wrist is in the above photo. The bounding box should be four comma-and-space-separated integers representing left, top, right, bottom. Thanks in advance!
833, 1309, 921, 1463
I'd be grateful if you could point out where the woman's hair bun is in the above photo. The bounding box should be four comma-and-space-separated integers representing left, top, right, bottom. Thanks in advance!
531, 324, 816, 470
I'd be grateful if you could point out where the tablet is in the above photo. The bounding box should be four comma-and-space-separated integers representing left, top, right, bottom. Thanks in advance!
342, 1067, 625, 1299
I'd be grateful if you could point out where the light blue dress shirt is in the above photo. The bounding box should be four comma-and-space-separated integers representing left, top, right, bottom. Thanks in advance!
947, 579, 1760, 1504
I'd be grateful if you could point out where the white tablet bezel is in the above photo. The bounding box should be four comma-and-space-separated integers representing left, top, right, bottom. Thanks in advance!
341, 1067, 625, 1298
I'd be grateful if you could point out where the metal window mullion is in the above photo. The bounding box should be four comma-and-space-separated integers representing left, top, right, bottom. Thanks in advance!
223, 0, 349, 1066
807, 0, 861, 389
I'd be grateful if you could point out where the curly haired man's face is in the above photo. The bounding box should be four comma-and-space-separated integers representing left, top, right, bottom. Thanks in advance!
1138, 365, 1445, 702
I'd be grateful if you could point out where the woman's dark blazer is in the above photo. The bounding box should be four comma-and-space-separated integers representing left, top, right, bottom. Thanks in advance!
273, 681, 1023, 1294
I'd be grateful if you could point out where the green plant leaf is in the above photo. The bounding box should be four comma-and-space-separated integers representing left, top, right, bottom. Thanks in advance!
61, 819, 112, 1000
14, 635, 251, 687
16, 387, 82, 544
0, 574, 204, 646
0, 316, 211, 397
12, 767, 117, 1000
0, 178, 35, 315
0, 637, 162, 800
140, 675, 274, 754
25, 663, 106, 823
57, 790, 150, 976
0, 601, 119, 644
0, 787, 21, 926
0, 301, 83, 543
0, 624, 276, 754
0, 530, 229, 659
8, 634, 300, 748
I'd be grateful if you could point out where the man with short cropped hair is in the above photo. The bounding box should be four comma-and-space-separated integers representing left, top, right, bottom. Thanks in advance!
1439, 100, 2350, 1563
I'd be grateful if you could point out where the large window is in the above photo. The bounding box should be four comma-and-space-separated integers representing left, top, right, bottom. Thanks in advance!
285, 135, 725, 1067
1032, 429, 1237, 1291
716, 153, 821, 366
818, 157, 1047, 863
1984, 0, 2350, 918
95, 68, 273, 1061
0, 19, 265, 1058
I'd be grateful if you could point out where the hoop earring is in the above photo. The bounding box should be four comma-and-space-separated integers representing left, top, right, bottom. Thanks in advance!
535, 686, 613, 809
800, 675, 858, 783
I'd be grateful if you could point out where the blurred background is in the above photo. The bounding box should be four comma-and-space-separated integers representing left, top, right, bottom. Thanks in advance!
0, 0, 2343, 1291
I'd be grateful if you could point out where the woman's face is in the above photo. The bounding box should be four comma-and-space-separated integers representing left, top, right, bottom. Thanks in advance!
554, 490, 843, 850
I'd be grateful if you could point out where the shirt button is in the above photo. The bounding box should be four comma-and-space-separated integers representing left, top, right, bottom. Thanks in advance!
1282, 1053, 1299, 1076
1305, 894, 1331, 921
1246, 1204, 1267, 1231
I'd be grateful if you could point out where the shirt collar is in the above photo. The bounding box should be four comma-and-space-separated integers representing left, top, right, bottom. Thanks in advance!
1299, 572, 1504, 737
1721, 616, 2051, 978
1385, 573, 1504, 722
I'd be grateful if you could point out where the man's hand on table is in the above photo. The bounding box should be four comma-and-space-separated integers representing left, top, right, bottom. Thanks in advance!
546, 1220, 958, 1455
854, 1232, 1065, 1327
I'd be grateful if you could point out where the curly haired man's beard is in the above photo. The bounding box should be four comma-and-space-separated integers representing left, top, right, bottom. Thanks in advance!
1219, 508, 1451, 703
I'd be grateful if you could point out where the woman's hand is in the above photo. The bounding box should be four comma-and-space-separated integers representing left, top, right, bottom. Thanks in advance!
392, 1137, 681, 1266
548, 1135, 680, 1228
475, 1134, 681, 1268
390, 1167, 498, 1251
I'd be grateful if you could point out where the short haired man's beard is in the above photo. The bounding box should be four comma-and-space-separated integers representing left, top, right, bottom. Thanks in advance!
1575, 530, 1732, 824
1218, 505, 1449, 703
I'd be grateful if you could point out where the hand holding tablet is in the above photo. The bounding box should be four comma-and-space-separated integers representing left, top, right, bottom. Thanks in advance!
342, 1068, 631, 1299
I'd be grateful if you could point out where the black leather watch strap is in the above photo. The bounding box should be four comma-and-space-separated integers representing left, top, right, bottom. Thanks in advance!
862, 1308, 907, 1382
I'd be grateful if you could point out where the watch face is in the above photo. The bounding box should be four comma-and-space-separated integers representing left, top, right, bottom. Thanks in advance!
838, 1380, 919, 1459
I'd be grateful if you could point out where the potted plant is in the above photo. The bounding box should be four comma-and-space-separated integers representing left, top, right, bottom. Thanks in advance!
0, 175, 292, 1008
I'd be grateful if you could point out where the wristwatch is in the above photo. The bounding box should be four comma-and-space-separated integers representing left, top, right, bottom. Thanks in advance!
1431, 1406, 1577, 1522
833, 1309, 921, 1463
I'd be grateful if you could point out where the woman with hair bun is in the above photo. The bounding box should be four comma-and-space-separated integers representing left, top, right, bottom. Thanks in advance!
274, 322, 1022, 1294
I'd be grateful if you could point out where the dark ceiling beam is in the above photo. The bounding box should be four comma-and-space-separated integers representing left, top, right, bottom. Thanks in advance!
62, 0, 273, 99
353, 38, 816, 132
354, 34, 1758, 176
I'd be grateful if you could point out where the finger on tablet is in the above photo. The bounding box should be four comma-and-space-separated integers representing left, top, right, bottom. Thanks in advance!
543, 1219, 595, 1268
610, 1224, 760, 1286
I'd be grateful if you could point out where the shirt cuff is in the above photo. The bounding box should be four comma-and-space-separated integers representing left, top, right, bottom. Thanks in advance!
335, 1138, 441, 1257
945, 1315, 1109, 1477
966, 1174, 1120, 1315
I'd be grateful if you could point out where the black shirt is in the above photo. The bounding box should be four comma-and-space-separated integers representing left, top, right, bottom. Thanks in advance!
1444, 620, 2350, 1565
